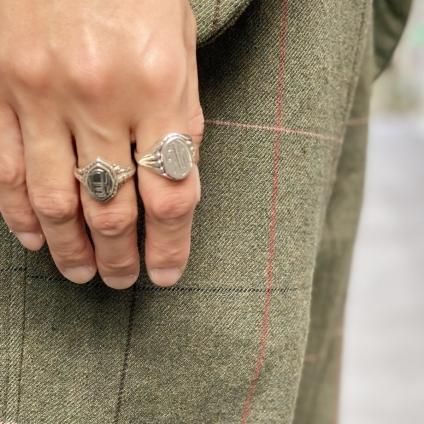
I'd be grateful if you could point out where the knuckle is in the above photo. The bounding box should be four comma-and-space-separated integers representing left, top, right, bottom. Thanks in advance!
31, 190, 79, 222
66, 58, 113, 99
147, 190, 196, 221
100, 252, 139, 274
141, 46, 187, 99
2, 206, 37, 230
87, 208, 137, 237
54, 241, 88, 266
9, 49, 53, 90
150, 239, 189, 264
189, 107, 205, 144
0, 155, 25, 187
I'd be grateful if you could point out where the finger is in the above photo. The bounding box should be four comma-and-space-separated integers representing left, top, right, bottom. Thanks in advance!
74, 124, 140, 290
186, 36, 204, 150
20, 109, 97, 284
186, 34, 203, 206
137, 153, 200, 287
134, 51, 201, 287
0, 103, 45, 250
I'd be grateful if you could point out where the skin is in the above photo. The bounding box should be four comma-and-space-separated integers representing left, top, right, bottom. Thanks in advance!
0, 0, 204, 289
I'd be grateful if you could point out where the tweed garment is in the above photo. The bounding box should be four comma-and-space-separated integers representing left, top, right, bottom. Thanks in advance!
191, 0, 252, 45
0, 0, 411, 423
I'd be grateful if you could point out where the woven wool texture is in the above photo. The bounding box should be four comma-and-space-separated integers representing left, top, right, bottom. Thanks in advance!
0, 0, 411, 423
190, 0, 252, 45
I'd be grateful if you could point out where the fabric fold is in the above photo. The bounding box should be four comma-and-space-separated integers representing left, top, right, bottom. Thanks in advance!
191, 0, 252, 45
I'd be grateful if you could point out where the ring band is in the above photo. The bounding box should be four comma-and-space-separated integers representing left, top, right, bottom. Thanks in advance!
134, 133, 196, 181
74, 157, 136, 202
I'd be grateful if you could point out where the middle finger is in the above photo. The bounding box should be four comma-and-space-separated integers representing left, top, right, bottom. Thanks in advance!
73, 123, 140, 290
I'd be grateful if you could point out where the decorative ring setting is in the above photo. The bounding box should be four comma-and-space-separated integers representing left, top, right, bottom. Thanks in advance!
134, 133, 195, 181
74, 157, 136, 202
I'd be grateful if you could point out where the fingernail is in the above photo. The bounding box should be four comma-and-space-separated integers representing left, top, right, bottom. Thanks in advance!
148, 267, 182, 287
14, 232, 45, 251
63, 266, 97, 284
102, 274, 139, 290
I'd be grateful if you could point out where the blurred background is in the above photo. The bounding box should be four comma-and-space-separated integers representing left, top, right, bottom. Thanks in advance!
340, 2, 424, 424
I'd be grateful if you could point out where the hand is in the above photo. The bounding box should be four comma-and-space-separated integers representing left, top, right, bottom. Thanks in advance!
0, 0, 204, 289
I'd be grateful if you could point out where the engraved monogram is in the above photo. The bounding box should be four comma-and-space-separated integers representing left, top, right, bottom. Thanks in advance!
162, 138, 193, 180
87, 167, 115, 202
74, 157, 135, 202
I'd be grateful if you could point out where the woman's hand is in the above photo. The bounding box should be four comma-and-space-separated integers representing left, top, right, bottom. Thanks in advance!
0, 0, 203, 289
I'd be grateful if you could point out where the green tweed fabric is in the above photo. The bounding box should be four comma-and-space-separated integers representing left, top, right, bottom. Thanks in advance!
293, 26, 373, 424
0, 1, 411, 423
190, 0, 252, 45
373, 0, 413, 78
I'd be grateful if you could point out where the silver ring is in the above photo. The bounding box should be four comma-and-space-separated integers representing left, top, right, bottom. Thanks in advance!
134, 133, 196, 181
74, 157, 136, 202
